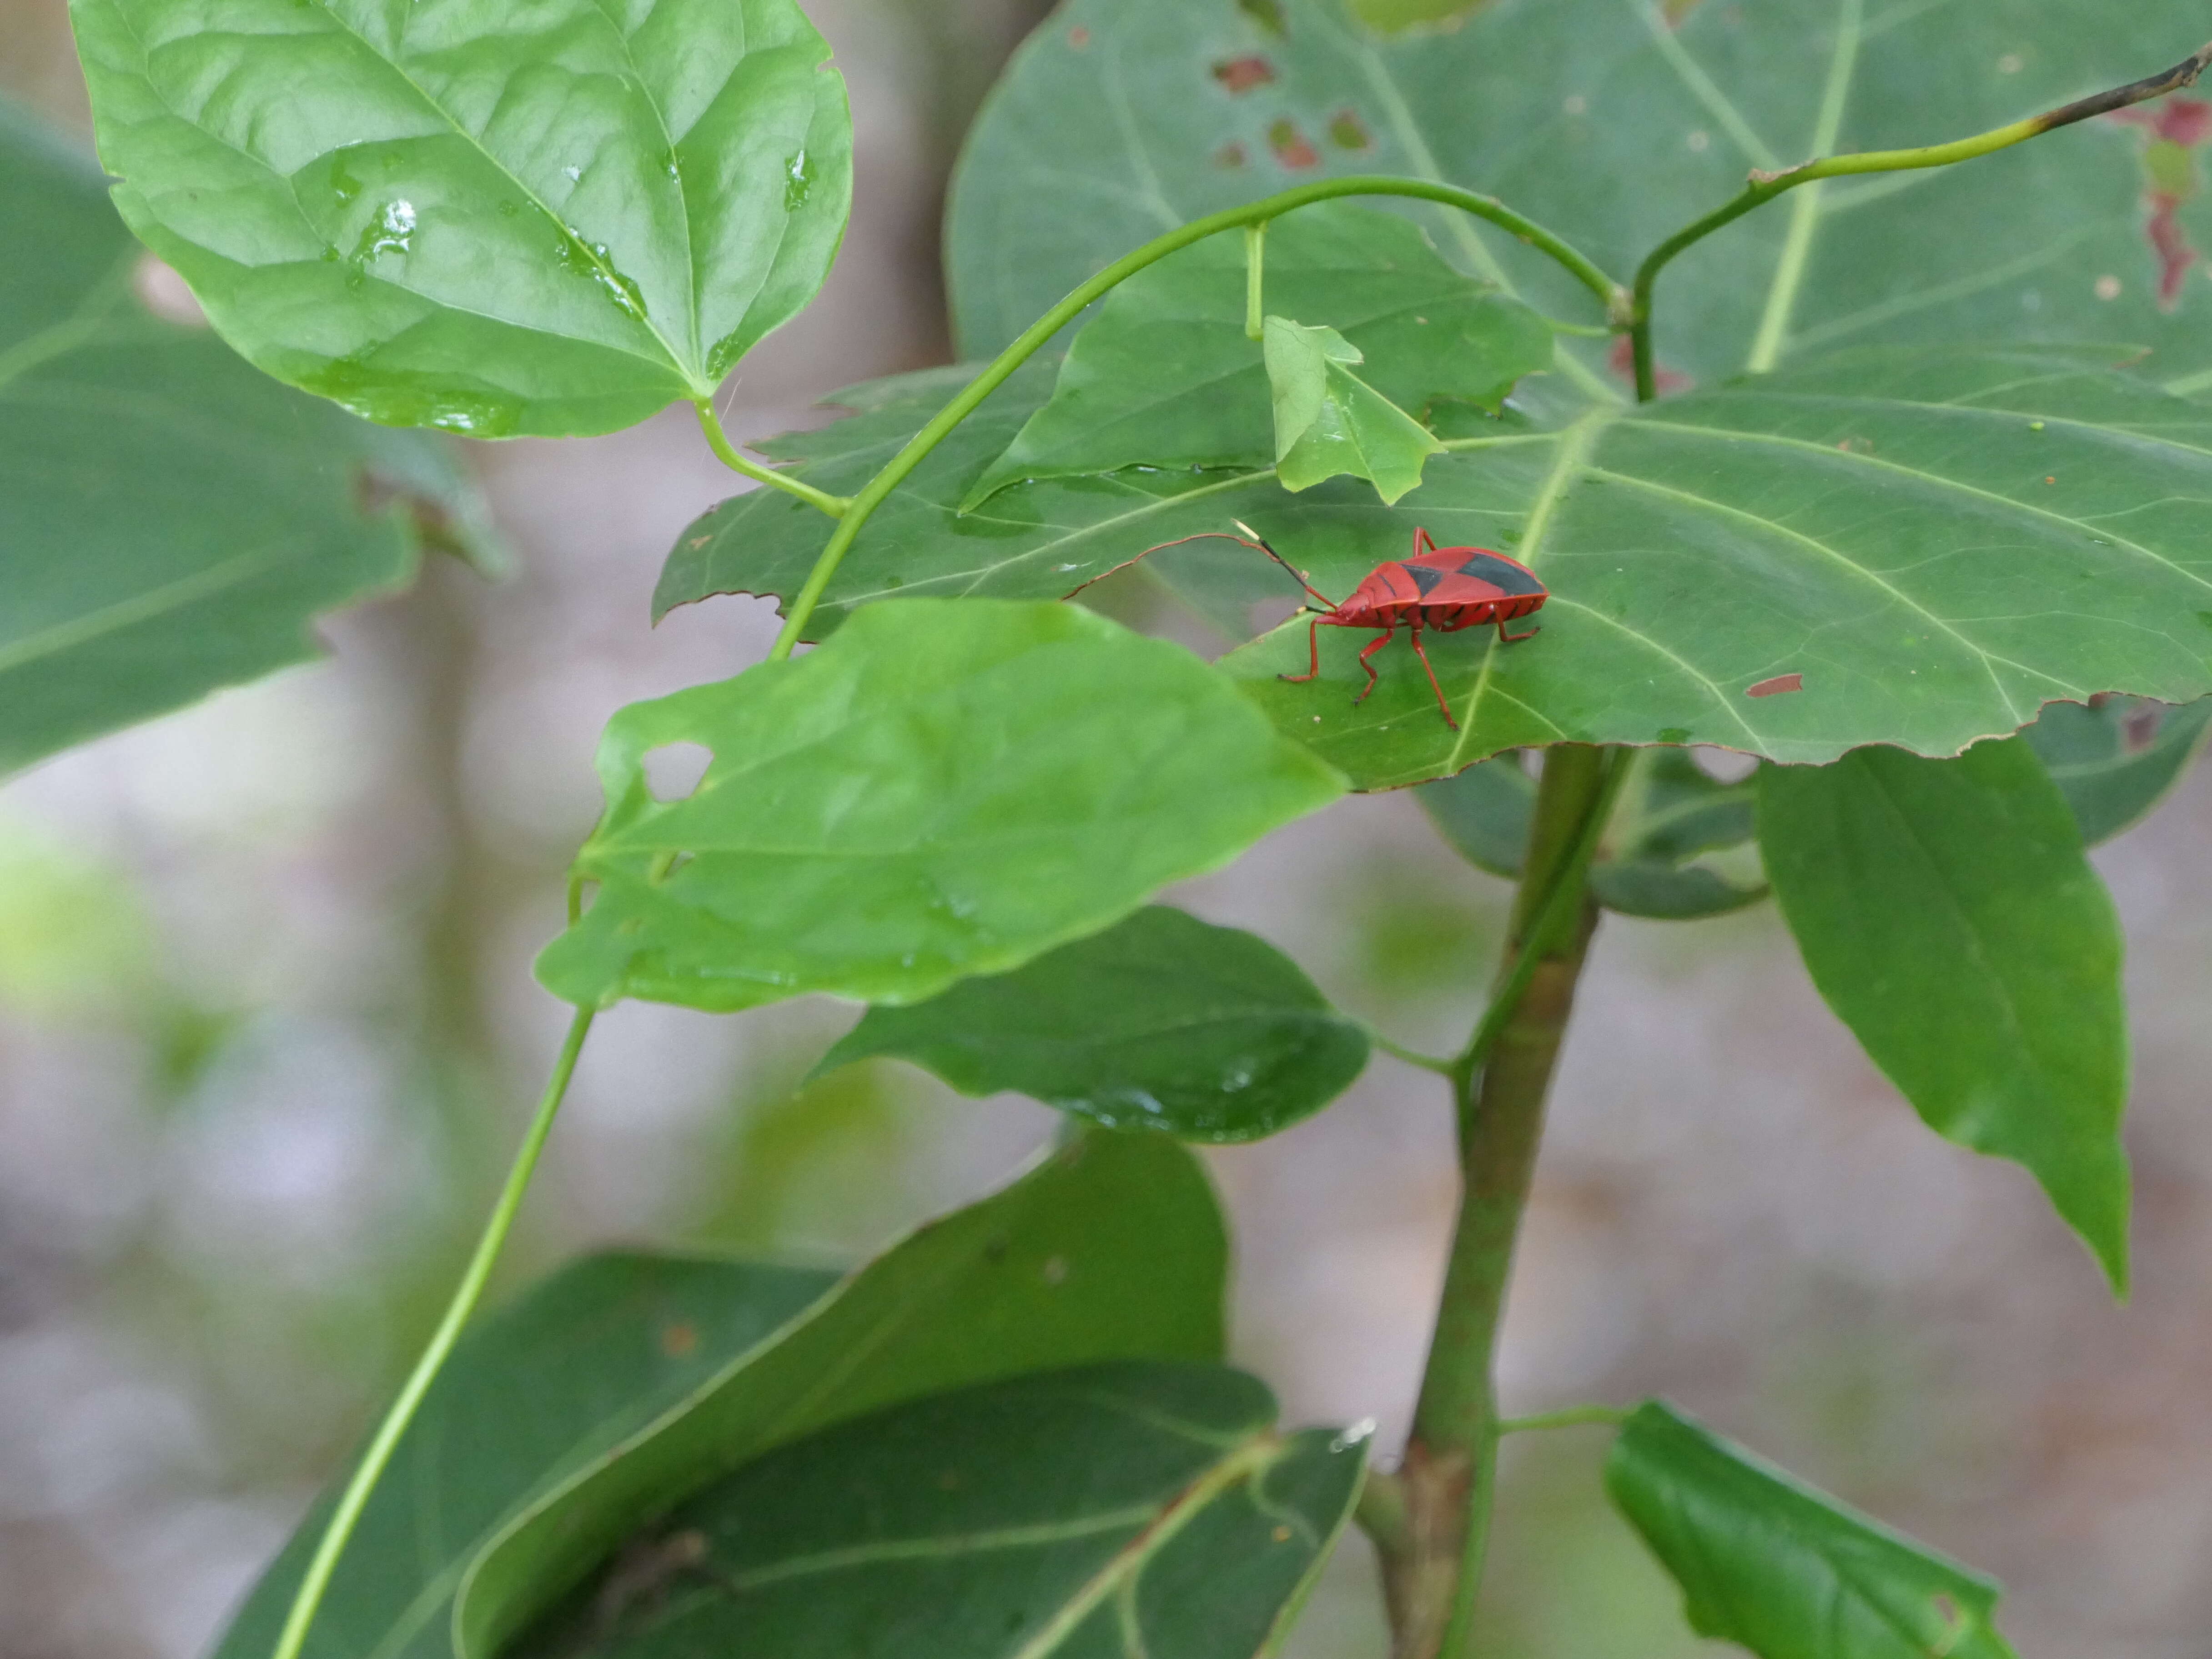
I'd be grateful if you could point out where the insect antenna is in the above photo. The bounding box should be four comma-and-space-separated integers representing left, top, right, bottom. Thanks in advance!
1229, 520, 1341, 611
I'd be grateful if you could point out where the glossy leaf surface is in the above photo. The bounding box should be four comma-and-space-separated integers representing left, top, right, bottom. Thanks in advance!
534, 599, 1344, 1012
2022, 694, 2212, 844
949, 0, 2212, 393
1265, 315, 1443, 501
513, 1363, 1367, 1659
1608, 1401, 2018, 1659
1761, 738, 2129, 1287
817, 905, 1371, 1140
1421, 748, 1764, 918
460, 1131, 1230, 1658
211, 1252, 835, 1659
1, 104, 489, 775
961, 202, 1548, 509
70, 0, 852, 436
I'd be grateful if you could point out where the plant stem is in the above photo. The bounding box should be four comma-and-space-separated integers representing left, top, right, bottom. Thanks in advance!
766, 176, 1622, 659
1246, 221, 1268, 342
1495, 1404, 1630, 1436
268, 1006, 597, 1659
1382, 745, 1617, 1659
693, 400, 853, 519
1628, 37, 2212, 399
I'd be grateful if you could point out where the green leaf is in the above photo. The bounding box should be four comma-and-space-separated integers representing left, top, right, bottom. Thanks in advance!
816, 905, 1371, 1140
948, 0, 2212, 393
1760, 738, 2129, 1288
2023, 694, 2212, 845
1607, 1400, 2018, 1659
69, 0, 852, 436
211, 1252, 837, 1659
458, 1130, 1231, 1659
534, 598, 1345, 1013
1421, 748, 1764, 919
0, 102, 492, 774
959, 202, 1549, 510
511, 1362, 1367, 1659
1264, 315, 1445, 502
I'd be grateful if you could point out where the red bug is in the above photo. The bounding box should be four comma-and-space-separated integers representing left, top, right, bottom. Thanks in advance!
1136, 522, 1548, 730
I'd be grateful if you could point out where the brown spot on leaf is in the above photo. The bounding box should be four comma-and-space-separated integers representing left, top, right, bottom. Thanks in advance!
1328, 108, 1373, 150
1212, 55, 1276, 94
1214, 142, 1249, 169
1608, 335, 1691, 395
1746, 673, 1804, 699
2122, 702, 2166, 753
2109, 98, 2212, 308
1068, 25, 1090, 47
659, 1322, 699, 1357
1268, 119, 1321, 169
1271, 1524, 1294, 1542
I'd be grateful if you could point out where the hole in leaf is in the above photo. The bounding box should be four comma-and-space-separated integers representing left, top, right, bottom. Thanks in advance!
1212, 55, 1276, 94
134, 255, 208, 327
1248, 594, 1305, 633
1692, 747, 1760, 784
1268, 119, 1321, 169
643, 742, 713, 801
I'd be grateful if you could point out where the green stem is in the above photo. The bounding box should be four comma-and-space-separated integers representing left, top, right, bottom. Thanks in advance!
1628, 37, 2212, 399
268, 1006, 598, 1659
1495, 1404, 1630, 1436
1246, 221, 1268, 342
1367, 1027, 1458, 1077
694, 400, 852, 519
766, 176, 1622, 661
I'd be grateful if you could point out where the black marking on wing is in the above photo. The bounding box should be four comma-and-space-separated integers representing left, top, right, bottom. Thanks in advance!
1458, 552, 1546, 595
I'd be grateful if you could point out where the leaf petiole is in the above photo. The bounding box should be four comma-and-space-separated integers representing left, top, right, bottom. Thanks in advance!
694, 400, 852, 518
1496, 1403, 1631, 1436
1245, 221, 1267, 342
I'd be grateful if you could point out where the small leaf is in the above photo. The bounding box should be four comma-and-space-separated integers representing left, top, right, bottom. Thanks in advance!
1, 102, 492, 774
2023, 694, 2212, 845
535, 598, 1345, 1014
209, 1253, 836, 1659
958, 202, 1550, 509
70, 0, 852, 436
1760, 739, 2130, 1289
817, 905, 1370, 1140
459, 1131, 1231, 1658
1608, 1400, 2019, 1659
512, 1362, 1368, 1659
1264, 314, 1444, 502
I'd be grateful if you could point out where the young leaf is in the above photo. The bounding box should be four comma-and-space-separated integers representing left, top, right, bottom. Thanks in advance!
1760, 738, 2130, 1289
816, 905, 1371, 1140
1607, 1401, 2019, 1659
458, 1131, 1231, 1659
70, 0, 852, 436
512, 1362, 1368, 1659
2022, 695, 2212, 845
1264, 315, 1446, 502
209, 1253, 837, 1659
0, 102, 492, 775
958, 201, 1549, 509
534, 598, 1345, 1014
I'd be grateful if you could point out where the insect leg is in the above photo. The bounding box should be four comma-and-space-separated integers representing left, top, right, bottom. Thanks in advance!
1280, 613, 1325, 684
1408, 619, 1459, 730
1497, 612, 1543, 644
1352, 624, 1396, 704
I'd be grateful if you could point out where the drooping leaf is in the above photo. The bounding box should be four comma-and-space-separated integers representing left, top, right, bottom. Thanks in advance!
1264, 315, 1445, 501
0, 102, 493, 775
210, 1252, 836, 1659
948, 0, 2212, 395
535, 598, 1344, 1013
959, 201, 1549, 509
70, 0, 853, 436
458, 1131, 1231, 1659
1607, 1400, 2019, 1659
2022, 694, 2212, 844
512, 1362, 1367, 1659
1420, 748, 1764, 918
816, 905, 1371, 1140
1760, 738, 2129, 1289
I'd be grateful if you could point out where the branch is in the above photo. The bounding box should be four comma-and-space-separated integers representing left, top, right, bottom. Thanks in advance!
694, 400, 853, 519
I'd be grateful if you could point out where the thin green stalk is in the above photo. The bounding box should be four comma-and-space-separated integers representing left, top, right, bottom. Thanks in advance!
1367, 1026, 1458, 1077
269, 1006, 598, 1659
1629, 37, 2212, 399
694, 399, 852, 519
1495, 1404, 1630, 1436
1246, 221, 1268, 342
766, 176, 1622, 661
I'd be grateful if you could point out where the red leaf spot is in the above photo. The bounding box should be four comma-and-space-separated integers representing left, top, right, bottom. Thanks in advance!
1746, 673, 1804, 699
659, 1322, 699, 1357
1608, 334, 1691, 395
1268, 118, 1321, 168
1213, 55, 1276, 93
1213, 141, 1249, 170
2046, 475, 2057, 484
1328, 108, 1373, 150
1068, 25, 1090, 47
2122, 703, 2166, 754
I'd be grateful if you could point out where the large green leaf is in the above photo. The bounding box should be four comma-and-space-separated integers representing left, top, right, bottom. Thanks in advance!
1760, 737, 2130, 1288
2022, 694, 2212, 844
961, 201, 1549, 509
534, 598, 1345, 1013
947, 0, 2212, 393
458, 1131, 1230, 1659
512, 1363, 1367, 1659
1607, 1400, 2018, 1659
70, 0, 852, 436
211, 1252, 836, 1659
816, 905, 1371, 1140
1, 103, 491, 774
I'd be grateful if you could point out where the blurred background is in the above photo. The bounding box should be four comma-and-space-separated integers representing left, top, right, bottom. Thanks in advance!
7, 4, 2212, 1654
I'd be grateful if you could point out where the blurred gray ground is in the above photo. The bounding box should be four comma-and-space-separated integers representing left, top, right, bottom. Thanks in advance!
6, 5, 2212, 1655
